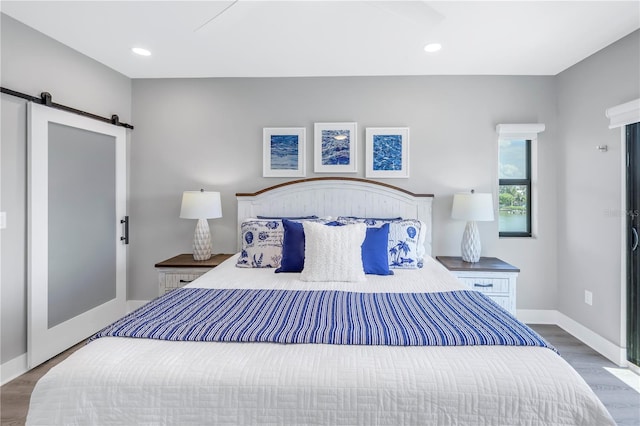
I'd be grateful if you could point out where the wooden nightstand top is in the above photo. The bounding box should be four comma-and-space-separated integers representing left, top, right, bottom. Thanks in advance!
436, 256, 520, 273
155, 253, 234, 268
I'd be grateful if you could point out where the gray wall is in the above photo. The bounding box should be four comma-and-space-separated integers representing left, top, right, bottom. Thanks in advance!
0, 14, 131, 363
556, 30, 640, 346
2, 12, 637, 368
130, 76, 559, 304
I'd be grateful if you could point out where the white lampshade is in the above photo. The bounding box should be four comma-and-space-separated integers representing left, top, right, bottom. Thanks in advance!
451, 191, 494, 263
180, 190, 222, 261
451, 192, 494, 222
180, 190, 222, 219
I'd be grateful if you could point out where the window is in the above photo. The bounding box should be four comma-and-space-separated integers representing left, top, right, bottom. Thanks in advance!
499, 139, 531, 237
496, 123, 544, 238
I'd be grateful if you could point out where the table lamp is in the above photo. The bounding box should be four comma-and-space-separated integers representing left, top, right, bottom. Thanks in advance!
180, 189, 222, 261
451, 190, 494, 263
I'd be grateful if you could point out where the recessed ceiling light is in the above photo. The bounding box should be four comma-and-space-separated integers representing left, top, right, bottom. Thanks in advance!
424, 43, 442, 53
131, 47, 151, 57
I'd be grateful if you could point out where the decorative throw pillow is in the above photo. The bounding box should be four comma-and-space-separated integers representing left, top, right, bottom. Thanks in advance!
362, 224, 393, 275
275, 219, 306, 273
337, 217, 426, 269
257, 215, 318, 220
337, 216, 402, 226
300, 222, 367, 282
387, 219, 425, 269
236, 219, 284, 268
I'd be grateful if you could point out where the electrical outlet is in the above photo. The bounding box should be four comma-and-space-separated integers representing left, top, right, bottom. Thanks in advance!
0, 212, 6, 229
584, 290, 593, 306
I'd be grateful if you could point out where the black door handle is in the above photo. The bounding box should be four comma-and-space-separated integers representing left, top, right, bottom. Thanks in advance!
632, 227, 638, 252
120, 216, 129, 245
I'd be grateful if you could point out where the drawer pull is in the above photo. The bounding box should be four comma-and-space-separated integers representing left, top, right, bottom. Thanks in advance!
474, 283, 493, 288
179, 279, 193, 283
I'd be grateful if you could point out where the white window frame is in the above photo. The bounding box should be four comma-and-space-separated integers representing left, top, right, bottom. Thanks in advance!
495, 123, 545, 238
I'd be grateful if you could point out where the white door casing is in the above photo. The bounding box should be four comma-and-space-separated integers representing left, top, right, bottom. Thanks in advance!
28, 103, 127, 368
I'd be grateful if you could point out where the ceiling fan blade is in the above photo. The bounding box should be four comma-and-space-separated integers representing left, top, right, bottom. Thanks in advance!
194, 0, 240, 32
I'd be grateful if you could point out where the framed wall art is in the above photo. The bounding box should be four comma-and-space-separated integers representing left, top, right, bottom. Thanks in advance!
365, 127, 409, 178
313, 122, 357, 173
263, 127, 306, 177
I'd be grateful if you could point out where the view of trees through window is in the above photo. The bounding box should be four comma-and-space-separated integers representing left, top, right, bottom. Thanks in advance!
499, 140, 531, 236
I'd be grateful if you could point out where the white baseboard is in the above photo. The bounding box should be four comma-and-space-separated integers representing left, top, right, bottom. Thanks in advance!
2, 306, 628, 385
519, 309, 627, 367
2, 301, 150, 386
1, 353, 27, 386
517, 309, 558, 324
555, 311, 627, 367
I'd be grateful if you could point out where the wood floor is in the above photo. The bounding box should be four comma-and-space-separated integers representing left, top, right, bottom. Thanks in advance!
1, 325, 639, 425
0, 341, 84, 426
529, 324, 640, 425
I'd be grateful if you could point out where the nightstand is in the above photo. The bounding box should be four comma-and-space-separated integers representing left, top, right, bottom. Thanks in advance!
155, 253, 234, 296
436, 256, 520, 315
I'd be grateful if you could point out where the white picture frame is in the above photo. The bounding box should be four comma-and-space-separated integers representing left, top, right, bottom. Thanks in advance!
365, 127, 410, 178
313, 122, 358, 173
263, 127, 306, 177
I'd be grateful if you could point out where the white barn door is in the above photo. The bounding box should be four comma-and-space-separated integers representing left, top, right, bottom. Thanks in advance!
28, 103, 127, 368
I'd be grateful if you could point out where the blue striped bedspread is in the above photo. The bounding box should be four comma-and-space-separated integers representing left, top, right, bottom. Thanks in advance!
91, 288, 554, 350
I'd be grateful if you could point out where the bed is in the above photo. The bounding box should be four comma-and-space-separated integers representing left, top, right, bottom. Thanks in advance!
26, 178, 614, 425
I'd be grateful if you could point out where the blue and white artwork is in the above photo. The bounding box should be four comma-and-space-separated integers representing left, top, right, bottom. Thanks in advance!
270, 135, 298, 170
372, 134, 402, 171
263, 127, 305, 177
321, 130, 350, 166
366, 127, 409, 178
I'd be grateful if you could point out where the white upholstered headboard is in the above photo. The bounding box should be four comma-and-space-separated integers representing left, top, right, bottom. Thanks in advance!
236, 178, 434, 255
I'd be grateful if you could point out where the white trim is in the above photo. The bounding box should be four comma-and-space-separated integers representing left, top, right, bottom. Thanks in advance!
619, 129, 628, 355
28, 103, 128, 369
1, 353, 28, 386
606, 98, 640, 129
557, 311, 627, 367
517, 309, 558, 324
1, 301, 150, 385
2, 307, 628, 384
496, 123, 544, 238
520, 309, 626, 367
605, 98, 638, 366
496, 123, 545, 140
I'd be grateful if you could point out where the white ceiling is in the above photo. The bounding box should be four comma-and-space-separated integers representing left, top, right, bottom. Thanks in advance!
2, 1, 639, 79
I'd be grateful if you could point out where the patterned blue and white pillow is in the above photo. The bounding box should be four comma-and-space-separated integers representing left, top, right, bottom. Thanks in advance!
236, 218, 328, 268
387, 220, 425, 269
236, 220, 284, 268
337, 217, 426, 269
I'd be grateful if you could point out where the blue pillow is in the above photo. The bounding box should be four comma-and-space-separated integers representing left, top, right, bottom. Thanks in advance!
275, 219, 306, 273
339, 216, 402, 221
362, 224, 393, 275
276, 219, 392, 275
257, 215, 318, 219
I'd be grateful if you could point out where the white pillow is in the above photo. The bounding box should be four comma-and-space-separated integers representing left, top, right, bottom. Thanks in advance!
301, 222, 367, 282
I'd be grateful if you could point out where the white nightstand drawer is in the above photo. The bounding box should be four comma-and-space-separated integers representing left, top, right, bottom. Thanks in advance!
159, 271, 206, 294
155, 254, 234, 297
484, 295, 511, 312
457, 277, 510, 295
436, 257, 519, 316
